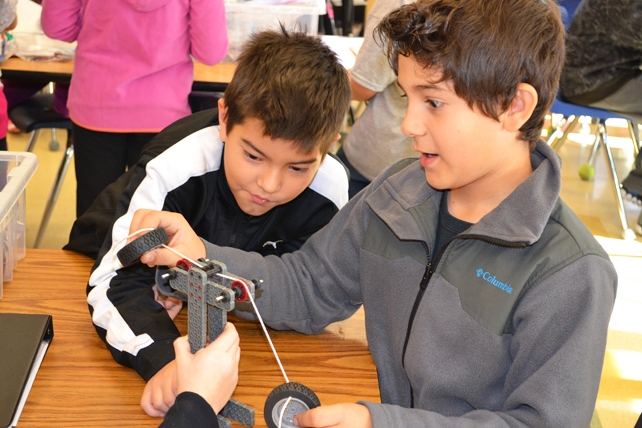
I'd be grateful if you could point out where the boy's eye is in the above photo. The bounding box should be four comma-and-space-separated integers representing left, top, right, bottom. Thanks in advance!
427, 99, 443, 109
290, 166, 309, 174
244, 151, 260, 161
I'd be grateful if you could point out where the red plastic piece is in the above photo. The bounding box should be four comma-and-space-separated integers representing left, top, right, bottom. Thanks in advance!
176, 259, 193, 271
231, 280, 250, 302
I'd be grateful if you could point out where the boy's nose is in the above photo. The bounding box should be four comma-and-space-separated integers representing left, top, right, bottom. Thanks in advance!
401, 107, 426, 138
257, 169, 282, 194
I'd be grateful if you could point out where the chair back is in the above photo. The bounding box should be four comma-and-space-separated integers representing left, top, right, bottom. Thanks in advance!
558, 0, 583, 27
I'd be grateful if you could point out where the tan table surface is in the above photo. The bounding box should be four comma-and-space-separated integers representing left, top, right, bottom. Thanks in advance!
0, 57, 236, 85
0, 249, 379, 427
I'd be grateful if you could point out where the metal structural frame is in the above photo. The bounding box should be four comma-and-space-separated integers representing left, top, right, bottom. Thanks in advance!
168, 259, 258, 428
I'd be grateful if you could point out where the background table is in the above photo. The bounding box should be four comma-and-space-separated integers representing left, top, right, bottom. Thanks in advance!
0, 250, 379, 427
0, 58, 236, 91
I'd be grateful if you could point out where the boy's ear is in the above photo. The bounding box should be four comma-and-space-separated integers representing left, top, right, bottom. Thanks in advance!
502, 83, 538, 133
218, 98, 228, 141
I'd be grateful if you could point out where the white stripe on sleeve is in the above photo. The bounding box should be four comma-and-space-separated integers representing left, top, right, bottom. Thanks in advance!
87, 126, 223, 356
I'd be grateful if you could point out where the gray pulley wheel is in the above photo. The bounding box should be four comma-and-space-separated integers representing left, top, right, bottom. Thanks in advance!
264, 382, 320, 428
116, 227, 169, 267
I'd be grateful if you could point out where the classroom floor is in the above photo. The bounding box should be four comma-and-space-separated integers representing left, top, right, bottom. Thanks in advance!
7, 118, 642, 427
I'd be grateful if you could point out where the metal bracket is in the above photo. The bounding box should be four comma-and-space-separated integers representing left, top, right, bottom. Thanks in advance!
169, 259, 257, 427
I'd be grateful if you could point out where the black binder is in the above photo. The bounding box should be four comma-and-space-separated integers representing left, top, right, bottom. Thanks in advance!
0, 313, 54, 428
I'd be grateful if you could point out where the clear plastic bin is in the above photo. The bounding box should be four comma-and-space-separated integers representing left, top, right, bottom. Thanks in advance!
0, 152, 38, 299
224, 0, 326, 63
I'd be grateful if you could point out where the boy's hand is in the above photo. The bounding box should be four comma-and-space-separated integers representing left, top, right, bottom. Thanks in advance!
293, 403, 373, 428
153, 285, 183, 320
128, 209, 206, 267
174, 323, 240, 414
140, 360, 178, 417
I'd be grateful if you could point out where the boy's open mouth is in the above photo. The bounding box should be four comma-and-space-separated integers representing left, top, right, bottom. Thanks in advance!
420, 153, 439, 168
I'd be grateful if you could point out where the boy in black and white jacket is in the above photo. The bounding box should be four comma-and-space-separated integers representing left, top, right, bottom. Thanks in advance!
70, 28, 351, 417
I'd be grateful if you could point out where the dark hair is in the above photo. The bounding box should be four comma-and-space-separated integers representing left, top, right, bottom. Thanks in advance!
223, 26, 351, 155
375, 0, 565, 151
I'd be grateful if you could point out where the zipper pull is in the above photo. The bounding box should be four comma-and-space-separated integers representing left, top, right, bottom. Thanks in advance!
420, 263, 432, 290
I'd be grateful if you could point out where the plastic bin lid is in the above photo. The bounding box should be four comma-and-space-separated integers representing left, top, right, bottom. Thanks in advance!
0, 152, 38, 223
225, 0, 326, 15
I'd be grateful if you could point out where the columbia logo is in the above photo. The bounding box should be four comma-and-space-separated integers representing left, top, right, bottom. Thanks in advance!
476, 269, 513, 294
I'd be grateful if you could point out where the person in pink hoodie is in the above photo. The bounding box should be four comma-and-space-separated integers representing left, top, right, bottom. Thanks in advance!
41, 0, 228, 218
0, 0, 17, 151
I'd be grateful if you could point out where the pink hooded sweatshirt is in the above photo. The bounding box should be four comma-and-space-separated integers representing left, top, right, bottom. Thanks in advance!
41, 0, 228, 132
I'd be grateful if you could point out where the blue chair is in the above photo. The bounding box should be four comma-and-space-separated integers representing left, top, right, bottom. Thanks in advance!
547, 0, 641, 240
558, 0, 582, 25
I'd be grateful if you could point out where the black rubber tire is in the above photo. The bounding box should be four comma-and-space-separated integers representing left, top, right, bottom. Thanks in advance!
264, 382, 320, 428
116, 227, 169, 267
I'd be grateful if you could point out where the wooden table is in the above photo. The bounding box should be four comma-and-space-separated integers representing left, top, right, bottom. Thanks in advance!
0, 250, 379, 427
0, 57, 236, 91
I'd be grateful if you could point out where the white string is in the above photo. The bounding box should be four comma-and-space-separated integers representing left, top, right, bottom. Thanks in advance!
233, 277, 290, 384
191, 265, 297, 422
158, 244, 204, 268
215, 272, 238, 282
112, 228, 204, 268
116, 231, 291, 385
278, 396, 293, 428
111, 228, 155, 263
125, 228, 155, 239
217, 273, 295, 425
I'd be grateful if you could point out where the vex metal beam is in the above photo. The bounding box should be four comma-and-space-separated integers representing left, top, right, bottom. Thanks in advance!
168, 259, 257, 428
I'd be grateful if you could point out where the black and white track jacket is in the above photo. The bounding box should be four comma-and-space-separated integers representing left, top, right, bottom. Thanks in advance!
80, 109, 349, 380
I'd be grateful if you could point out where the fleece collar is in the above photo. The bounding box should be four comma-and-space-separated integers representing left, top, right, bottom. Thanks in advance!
366, 140, 562, 246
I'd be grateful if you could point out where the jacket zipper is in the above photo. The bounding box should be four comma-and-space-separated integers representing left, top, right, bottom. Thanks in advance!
227, 212, 244, 247
401, 235, 527, 408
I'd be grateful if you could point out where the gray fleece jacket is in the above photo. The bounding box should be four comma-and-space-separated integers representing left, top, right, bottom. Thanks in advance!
204, 140, 617, 427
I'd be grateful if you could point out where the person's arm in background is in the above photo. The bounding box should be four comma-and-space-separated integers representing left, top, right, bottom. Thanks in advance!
40, 0, 82, 42
348, 0, 403, 101
189, 0, 228, 65
0, 0, 17, 33
349, 70, 377, 102
5, 15, 16, 30
158, 323, 240, 428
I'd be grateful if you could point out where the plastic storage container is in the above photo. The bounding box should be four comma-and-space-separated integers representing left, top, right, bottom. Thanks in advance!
0, 152, 38, 299
224, 0, 326, 63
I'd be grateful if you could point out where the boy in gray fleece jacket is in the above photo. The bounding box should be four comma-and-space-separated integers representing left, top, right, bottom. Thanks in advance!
130, 0, 618, 426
